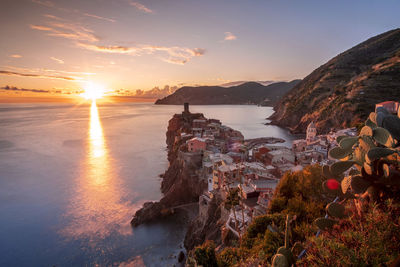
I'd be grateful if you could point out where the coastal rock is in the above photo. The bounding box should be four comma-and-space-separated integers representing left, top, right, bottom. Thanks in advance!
178, 251, 185, 262
184, 193, 228, 250
131, 112, 207, 226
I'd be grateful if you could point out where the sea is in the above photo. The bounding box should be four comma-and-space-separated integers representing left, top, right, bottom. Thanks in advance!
0, 102, 294, 267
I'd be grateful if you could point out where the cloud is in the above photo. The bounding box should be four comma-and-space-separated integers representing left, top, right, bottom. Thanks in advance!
116, 85, 178, 98
30, 24, 53, 31
77, 43, 205, 64
50, 57, 64, 64
83, 13, 116, 23
1, 65, 94, 78
76, 43, 139, 54
224, 32, 237, 41
10, 54, 22, 58
31, 0, 54, 7
30, 22, 99, 42
130, 2, 153, 13
30, 10, 204, 65
33, 0, 115, 23
1, 85, 50, 93
0, 70, 75, 81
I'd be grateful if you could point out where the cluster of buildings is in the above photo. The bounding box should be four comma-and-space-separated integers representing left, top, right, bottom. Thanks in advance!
180, 101, 396, 237
292, 122, 357, 166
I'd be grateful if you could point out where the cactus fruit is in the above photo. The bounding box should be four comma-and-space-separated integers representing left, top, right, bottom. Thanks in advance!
326, 202, 346, 219
373, 127, 395, 147
315, 217, 337, 230
330, 161, 356, 176
329, 146, 352, 160
271, 254, 289, 267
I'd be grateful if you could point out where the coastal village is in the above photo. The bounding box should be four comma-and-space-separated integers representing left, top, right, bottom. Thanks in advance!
176, 102, 398, 238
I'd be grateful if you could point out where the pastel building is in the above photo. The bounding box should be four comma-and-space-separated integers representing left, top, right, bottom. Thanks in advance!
187, 137, 206, 152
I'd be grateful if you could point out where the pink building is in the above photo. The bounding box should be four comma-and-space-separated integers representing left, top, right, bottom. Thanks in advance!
187, 137, 206, 152
375, 101, 400, 114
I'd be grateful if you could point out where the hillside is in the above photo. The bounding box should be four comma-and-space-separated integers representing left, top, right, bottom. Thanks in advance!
154, 80, 301, 105
269, 28, 400, 133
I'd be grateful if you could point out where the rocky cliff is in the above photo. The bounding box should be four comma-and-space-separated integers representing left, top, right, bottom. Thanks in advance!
270, 28, 400, 134
131, 111, 207, 226
155, 80, 301, 106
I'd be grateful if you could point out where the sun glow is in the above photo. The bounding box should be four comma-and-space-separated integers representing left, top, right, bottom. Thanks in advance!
80, 82, 106, 100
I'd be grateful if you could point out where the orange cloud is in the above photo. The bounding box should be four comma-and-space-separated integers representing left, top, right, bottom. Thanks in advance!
10, 54, 22, 58
50, 57, 64, 64
130, 2, 153, 13
224, 32, 237, 41
83, 13, 116, 23
77, 43, 205, 64
30, 22, 99, 42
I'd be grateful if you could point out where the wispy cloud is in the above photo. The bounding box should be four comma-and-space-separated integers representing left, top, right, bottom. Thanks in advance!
30, 22, 99, 42
83, 13, 116, 23
77, 43, 205, 65
77, 43, 139, 54
1, 85, 50, 93
10, 54, 22, 58
32, 0, 115, 23
31, 0, 54, 8
224, 32, 237, 41
0, 70, 75, 81
30, 10, 204, 65
2, 65, 95, 78
50, 57, 64, 64
130, 2, 153, 14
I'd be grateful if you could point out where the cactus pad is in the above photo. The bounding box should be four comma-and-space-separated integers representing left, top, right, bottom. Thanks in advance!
315, 217, 337, 230
351, 175, 371, 194
373, 127, 395, 147
330, 160, 356, 176
329, 146, 352, 159
271, 254, 289, 267
326, 202, 346, 219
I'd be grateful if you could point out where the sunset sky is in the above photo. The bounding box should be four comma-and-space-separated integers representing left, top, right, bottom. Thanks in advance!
1, 0, 400, 98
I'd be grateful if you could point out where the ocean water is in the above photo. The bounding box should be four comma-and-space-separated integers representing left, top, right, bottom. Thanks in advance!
0, 102, 293, 267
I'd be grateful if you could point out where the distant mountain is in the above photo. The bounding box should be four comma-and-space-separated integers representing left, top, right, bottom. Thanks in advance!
219, 80, 276, 87
270, 28, 400, 133
154, 80, 301, 105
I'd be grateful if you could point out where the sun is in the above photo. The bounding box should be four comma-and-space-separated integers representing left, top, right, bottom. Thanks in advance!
80, 82, 106, 101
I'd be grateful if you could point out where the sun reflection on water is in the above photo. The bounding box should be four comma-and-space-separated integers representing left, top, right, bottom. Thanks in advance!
61, 101, 135, 241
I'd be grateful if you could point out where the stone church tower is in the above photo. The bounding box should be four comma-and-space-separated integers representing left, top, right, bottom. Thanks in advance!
306, 121, 317, 144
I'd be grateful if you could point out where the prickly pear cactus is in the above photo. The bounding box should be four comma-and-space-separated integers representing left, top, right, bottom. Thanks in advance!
271, 215, 296, 267
316, 106, 400, 232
